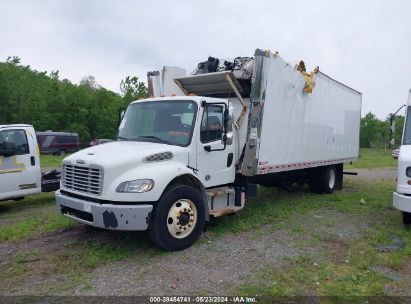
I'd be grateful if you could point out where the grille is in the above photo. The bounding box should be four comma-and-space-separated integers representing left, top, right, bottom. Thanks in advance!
62, 164, 103, 195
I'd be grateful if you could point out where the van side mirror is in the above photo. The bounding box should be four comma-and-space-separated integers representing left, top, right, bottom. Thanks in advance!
0, 142, 16, 157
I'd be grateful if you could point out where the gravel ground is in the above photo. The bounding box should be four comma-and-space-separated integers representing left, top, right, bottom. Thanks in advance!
76, 209, 372, 296
0, 168, 400, 296
0, 209, 374, 296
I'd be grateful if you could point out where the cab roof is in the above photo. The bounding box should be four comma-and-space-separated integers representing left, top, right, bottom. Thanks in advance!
129, 95, 227, 105
0, 124, 33, 129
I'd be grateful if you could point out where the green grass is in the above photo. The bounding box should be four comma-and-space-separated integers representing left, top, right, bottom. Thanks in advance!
40, 155, 65, 169
207, 178, 394, 235
0, 150, 403, 295
234, 179, 411, 297
0, 192, 76, 241
1, 178, 409, 296
347, 148, 397, 169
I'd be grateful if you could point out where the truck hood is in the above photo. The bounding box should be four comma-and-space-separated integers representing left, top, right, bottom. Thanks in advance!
63, 141, 189, 169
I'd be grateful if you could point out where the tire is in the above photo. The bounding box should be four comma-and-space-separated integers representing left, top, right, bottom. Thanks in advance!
59, 150, 66, 156
148, 185, 205, 251
403, 212, 411, 226
322, 165, 337, 194
309, 165, 337, 194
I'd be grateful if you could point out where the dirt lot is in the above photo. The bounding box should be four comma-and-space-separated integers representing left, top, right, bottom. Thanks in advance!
1, 168, 411, 297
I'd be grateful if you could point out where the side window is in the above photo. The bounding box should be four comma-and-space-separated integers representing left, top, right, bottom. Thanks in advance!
200, 105, 224, 143
0, 129, 29, 155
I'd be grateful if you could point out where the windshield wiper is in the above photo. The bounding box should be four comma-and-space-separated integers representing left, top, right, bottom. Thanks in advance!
137, 136, 172, 145
116, 136, 129, 141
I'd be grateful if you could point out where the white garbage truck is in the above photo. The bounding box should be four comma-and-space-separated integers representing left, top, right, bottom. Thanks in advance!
55, 49, 362, 250
393, 89, 411, 225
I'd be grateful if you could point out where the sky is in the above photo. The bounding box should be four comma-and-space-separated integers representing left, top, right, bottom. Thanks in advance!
0, 0, 410, 119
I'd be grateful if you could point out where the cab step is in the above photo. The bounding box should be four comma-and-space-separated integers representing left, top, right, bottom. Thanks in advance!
206, 186, 243, 217
209, 206, 243, 217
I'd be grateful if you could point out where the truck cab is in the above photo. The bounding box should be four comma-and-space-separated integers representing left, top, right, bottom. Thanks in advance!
393, 89, 411, 225
0, 125, 42, 201
56, 96, 240, 250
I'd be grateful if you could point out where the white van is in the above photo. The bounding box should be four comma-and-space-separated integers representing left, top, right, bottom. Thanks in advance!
393, 89, 411, 225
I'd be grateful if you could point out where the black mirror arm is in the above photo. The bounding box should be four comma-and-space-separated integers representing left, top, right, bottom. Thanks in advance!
202, 101, 229, 152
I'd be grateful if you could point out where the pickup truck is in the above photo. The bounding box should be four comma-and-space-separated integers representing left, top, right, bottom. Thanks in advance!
0, 124, 60, 201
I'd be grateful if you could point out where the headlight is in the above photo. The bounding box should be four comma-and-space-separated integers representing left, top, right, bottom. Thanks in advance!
116, 179, 154, 193
406, 167, 411, 178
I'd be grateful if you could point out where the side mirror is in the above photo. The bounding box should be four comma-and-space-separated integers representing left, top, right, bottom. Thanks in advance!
222, 108, 230, 143
224, 108, 229, 128
0, 142, 16, 157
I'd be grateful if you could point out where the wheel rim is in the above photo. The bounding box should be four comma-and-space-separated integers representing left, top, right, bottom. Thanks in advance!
329, 168, 336, 189
167, 199, 197, 239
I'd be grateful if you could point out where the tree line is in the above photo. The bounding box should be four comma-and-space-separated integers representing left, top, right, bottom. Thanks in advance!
0, 56, 147, 146
0, 56, 405, 148
360, 112, 404, 148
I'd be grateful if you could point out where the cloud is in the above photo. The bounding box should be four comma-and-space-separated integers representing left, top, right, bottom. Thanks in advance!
0, 0, 410, 118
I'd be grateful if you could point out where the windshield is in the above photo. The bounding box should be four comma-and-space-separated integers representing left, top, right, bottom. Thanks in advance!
118, 100, 197, 146
403, 106, 411, 145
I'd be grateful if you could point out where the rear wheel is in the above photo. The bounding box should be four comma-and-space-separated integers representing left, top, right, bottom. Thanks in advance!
58, 150, 66, 156
403, 212, 411, 226
323, 165, 337, 194
309, 165, 337, 194
148, 185, 205, 251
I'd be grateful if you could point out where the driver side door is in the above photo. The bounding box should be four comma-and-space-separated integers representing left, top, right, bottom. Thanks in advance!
196, 104, 235, 188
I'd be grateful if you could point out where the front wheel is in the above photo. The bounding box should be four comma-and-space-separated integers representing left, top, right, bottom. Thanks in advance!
148, 185, 205, 251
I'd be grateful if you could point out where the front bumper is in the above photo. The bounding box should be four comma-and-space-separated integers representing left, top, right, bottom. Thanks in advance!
55, 190, 153, 231
393, 192, 411, 213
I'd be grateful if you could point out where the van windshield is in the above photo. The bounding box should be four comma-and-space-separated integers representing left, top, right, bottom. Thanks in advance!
118, 100, 197, 147
403, 106, 411, 145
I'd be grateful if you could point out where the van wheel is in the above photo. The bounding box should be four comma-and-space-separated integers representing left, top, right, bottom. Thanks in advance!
59, 150, 66, 156
148, 185, 205, 251
403, 212, 411, 226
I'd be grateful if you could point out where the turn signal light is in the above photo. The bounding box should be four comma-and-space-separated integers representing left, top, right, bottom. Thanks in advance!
407, 180, 411, 185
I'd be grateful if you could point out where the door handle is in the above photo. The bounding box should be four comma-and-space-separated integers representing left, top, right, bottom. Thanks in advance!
30, 156, 35, 166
